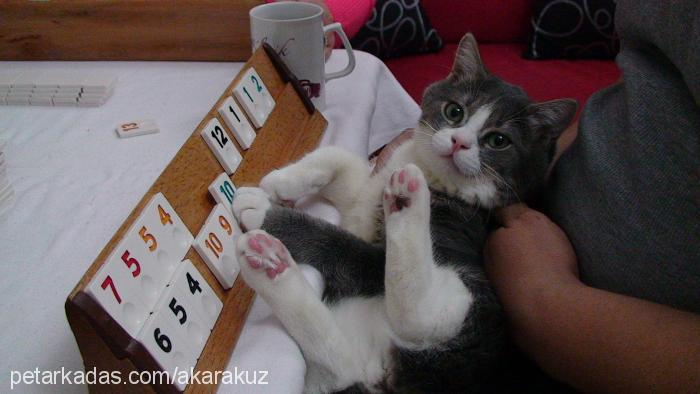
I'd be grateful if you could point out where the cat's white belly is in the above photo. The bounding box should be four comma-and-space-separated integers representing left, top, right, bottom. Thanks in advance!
329, 296, 395, 390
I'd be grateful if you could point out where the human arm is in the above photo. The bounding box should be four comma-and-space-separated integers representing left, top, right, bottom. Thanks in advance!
484, 204, 700, 393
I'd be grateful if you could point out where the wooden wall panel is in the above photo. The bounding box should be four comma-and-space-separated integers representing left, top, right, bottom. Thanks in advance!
0, 0, 264, 61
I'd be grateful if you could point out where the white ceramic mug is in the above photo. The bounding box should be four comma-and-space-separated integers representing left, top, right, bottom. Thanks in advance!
250, 1, 355, 110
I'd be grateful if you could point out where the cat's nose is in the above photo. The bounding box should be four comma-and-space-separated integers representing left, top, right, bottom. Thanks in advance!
451, 136, 470, 151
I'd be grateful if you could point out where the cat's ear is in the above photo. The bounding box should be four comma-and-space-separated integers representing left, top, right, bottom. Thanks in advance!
451, 33, 487, 80
527, 99, 578, 139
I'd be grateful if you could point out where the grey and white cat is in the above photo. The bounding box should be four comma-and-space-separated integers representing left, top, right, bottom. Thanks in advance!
230, 33, 576, 393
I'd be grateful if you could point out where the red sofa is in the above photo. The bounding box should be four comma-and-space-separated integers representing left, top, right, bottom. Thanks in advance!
385, 0, 620, 110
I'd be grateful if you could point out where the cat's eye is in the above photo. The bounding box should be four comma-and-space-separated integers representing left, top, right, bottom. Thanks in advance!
443, 102, 465, 124
485, 132, 511, 150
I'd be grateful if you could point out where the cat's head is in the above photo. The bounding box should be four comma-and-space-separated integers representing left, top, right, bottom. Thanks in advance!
415, 33, 577, 208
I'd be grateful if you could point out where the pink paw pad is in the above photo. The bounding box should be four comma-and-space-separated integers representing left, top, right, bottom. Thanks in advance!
244, 233, 291, 279
385, 166, 424, 214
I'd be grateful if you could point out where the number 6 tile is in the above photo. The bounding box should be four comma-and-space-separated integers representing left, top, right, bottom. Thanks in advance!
193, 204, 242, 289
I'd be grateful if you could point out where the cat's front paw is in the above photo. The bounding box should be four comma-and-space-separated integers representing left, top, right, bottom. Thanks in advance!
237, 230, 294, 285
231, 187, 272, 231
260, 167, 331, 206
383, 164, 429, 220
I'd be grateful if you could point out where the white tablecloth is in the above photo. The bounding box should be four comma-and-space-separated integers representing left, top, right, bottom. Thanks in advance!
0, 50, 420, 393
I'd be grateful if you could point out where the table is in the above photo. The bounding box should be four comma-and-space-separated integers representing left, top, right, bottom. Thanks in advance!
0, 50, 420, 393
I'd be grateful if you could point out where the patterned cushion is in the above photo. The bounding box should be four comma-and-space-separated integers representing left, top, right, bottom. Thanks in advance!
524, 0, 619, 59
350, 0, 443, 59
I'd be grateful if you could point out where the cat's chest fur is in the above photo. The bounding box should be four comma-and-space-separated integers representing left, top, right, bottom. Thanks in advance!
364, 140, 497, 244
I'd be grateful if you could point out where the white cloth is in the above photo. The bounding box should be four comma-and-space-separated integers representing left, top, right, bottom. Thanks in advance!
0, 50, 419, 393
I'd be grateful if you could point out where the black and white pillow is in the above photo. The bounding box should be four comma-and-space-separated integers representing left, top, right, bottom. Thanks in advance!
524, 0, 619, 60
350, 0, 443, 59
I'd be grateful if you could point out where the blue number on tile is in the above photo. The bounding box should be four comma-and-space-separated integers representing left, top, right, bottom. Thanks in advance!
251, 75, 263, 92
219, 180, 235, 204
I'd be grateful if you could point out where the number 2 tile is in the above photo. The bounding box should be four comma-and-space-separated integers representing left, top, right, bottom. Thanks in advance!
193, 204, 242, 289
200, 118, 242, 175
233, 68, 276, 128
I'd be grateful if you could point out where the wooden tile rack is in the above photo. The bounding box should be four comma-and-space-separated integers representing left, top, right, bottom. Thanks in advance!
65, 45, 327, 393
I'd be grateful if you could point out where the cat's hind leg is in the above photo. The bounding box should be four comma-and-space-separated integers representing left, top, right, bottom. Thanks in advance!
237, 230, 364, 393
382, 165, 474, 348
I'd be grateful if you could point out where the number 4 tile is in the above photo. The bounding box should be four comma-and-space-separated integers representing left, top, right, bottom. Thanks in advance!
169, 259, 223, 330
193, 204, 242, 289
208, 172, 236, 214
233, 68, 275, 128
200, 118, 242, 175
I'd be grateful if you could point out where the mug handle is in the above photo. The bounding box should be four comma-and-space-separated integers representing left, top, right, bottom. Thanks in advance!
323, 22, 356, 81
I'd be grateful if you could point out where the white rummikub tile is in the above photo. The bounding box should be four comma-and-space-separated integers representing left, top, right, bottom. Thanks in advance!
6, 96, 30, 106
200, 117, 242, 175
11, 71, 40, 90
52, 96, 78, 107
29, 91, 54, 100
168, 259, 223, 331
217, 96, 256, 150
116, 120, 159, 138
54, 72, 86, 90
193, 204, 242, 289
55, 87, 83, 95
54, 90, 82, 98
137, 292, 198, 392
139, 193, 193, 269
29, 96, 53, 106
85, 192, 192, 338
82, 72, 116, 93
0, 72, 18, 90
142, 268, 211, 356
85, 235, 156, 338
80, 90, 112, 100
232, 67, 276, 128
33, 74, 61, 90
32, 87, 58, 95
8, 87, 32, 95
77, 99, 105, 107
207, 172, 236, 213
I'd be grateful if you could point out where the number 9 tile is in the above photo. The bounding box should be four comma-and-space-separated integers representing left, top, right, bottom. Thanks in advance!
193, 204, 242, 289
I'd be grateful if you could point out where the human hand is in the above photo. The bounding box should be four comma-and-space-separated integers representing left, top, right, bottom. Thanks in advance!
484, 204, 580, 319
370, 129, 414, 174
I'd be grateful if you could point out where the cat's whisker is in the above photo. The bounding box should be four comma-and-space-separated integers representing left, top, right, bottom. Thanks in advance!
481, 163, 521, 204
418, 119, 439, 134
